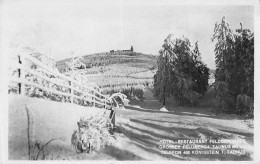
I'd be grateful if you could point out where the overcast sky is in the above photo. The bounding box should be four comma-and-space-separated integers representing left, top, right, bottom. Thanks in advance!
1, 0, 254, 69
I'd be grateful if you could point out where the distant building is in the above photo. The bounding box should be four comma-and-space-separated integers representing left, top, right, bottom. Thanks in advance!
110, 46, 134, 55
122, 45, 134, 52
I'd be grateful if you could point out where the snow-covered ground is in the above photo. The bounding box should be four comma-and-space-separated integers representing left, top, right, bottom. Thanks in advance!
113, 88, 253, 160
8, 88, 254, 160
8, 95, 108, 160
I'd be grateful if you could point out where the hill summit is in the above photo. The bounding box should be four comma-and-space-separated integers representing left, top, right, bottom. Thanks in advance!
56, 49, 157, 73
56, 49, 158, 101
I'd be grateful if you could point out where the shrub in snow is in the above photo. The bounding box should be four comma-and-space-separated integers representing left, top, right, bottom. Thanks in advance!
71, 114, 115, 153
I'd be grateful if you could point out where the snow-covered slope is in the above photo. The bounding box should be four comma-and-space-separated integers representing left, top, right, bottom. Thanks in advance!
8, 95, 109, 160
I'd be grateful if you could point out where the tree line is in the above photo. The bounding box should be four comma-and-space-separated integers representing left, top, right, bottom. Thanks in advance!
154, 17, 254, 117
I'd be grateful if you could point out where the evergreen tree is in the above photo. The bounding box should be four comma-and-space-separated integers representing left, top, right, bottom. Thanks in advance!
154, 35, 176, 106
212, 17, 254, 115
191, 42, 210, 95
154, 35, 209, 106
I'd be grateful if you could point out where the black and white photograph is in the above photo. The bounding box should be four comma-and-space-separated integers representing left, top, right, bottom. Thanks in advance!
0, 0, 259, 162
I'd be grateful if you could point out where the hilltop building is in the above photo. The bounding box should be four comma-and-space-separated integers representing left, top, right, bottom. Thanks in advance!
110, 46, 134, 55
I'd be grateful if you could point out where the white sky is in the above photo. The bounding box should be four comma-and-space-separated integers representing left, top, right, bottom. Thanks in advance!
0, 0, 254, 69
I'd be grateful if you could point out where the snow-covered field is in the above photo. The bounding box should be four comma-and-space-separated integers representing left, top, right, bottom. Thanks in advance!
8, 88, 254, 160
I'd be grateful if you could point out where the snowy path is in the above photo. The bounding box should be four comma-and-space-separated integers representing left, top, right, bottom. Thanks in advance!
107, 88, 254, 160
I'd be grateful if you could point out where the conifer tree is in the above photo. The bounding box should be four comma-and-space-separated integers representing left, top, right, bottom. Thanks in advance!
212, 17, 254, 115
154, 35, 209, 106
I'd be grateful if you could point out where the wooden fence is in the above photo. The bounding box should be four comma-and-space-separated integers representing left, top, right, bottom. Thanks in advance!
9, 52, 110, 109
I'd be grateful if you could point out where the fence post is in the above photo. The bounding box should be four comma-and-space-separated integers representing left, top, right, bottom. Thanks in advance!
70, 81, 74, 104
18, 55, 25, 95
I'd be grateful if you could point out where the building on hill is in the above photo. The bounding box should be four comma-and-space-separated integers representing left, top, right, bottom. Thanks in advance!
122, 45, 133, 52
110, 46, 134, 55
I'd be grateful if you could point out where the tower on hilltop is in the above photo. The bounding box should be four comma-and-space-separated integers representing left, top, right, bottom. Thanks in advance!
131, 46, 133, 51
